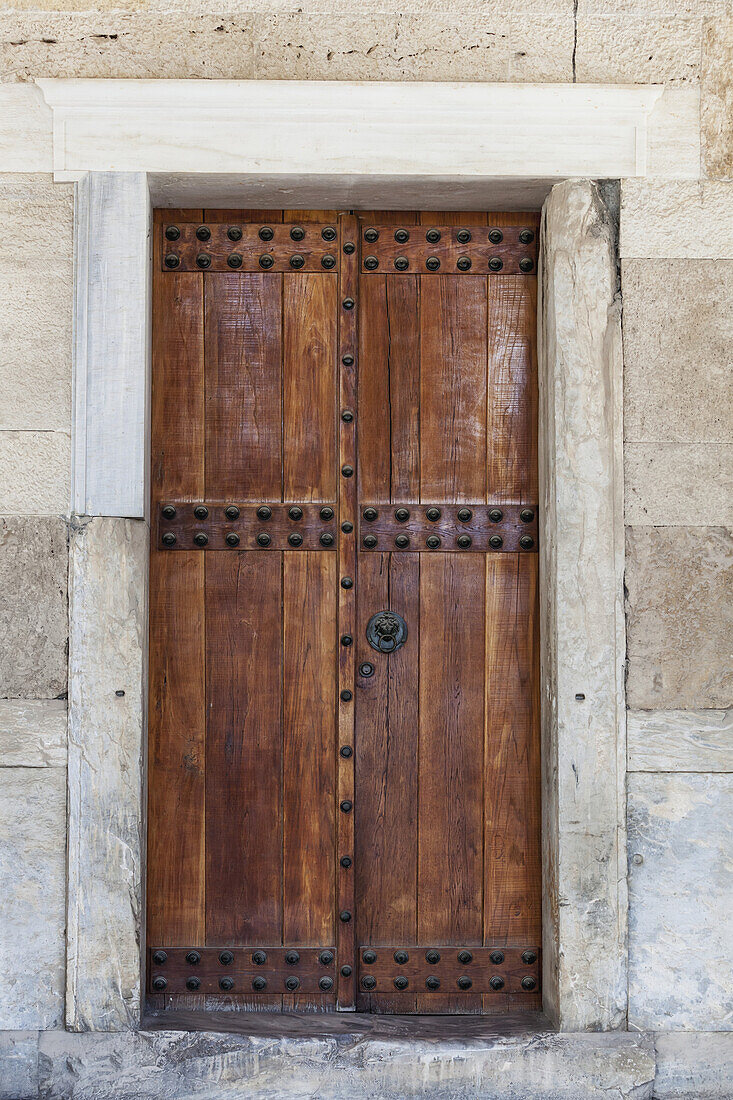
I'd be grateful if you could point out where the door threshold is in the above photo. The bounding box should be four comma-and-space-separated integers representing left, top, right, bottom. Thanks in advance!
142, 1008, 553, 1042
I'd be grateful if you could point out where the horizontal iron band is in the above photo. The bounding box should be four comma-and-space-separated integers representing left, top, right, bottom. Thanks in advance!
157, 501, 338, 551
162, 222, 340, 273
359, 503, 538, 553
358, 945, 540, 995
149, 946, 337, 995
360, 224, 538, 275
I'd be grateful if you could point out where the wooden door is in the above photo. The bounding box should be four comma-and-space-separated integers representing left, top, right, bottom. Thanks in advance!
147, 209, 541, 1015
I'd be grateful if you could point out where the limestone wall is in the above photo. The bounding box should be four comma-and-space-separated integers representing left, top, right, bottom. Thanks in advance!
0, 3, 731, 1097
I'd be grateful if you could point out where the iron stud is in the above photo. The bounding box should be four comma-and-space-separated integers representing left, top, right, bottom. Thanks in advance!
522, 950, 537, 965
227, 254, 242, 269
342, 354, 354, 366
219, 977, 234, 991
342, 298, 355, 310
426, 507, 441, 521
519, 229, 535, 244
194, 532, 208, 546
456, 228, 472, 243
395, 507, 410, 522
457, 976, 472, 990
394, 976, 409, 990
489, 535, 503, 549
489, 950, 504, 965
395, 535, 410, 548
520, 508, 535, 523
457, 508, 472, 522
164, 225, 180, 241
285, 950, 300, 965
320, 532, 335, 546
342, 465, 354, 477
186, 976, 201, 991
252, 977, 267, 991
426, 976, 440, 990
161, 505, 176, 520
521, 975, 537, 990
288, 533, 303, 547
259, 226, 274, 241
341, 409, 354, 422
288, 506, 303, 520
321, 226, 337, 242
489, 508, 503, 522
321, 255, 336, 269
152, 976, 167, 991
227, 226, 242, 241
364, 256, 379, 270
259, 254, 274, 269
359, 662, 374, 677
341, 576, 353, 588
488, 257, 503, 271
488, 228, 503, 244
426, 950, 441, 964
290, 255, 304, 269
342, 522, 354, 533
363, 508, 378, 521
225, 532, 240, 546
343, 242, 355, 255
194, 505, 209, 519
426, 228, 441, 243
341, 965, 352, 977
196, 253, 211, 269
320, 506, 335, 520
456, 256, 472, 271
457, 534, 472, 548
196, 226, 211, 241
340, 910, 352, 922
394, 229, 410, 243
341, 634, 353, 646
489, 976, 504, 991
219, 950, 234, 966
290, 226, 305, 241
340, 799, 353, 813
152, 950, 167, 966
257, 532, 271, 547
319, 976, 334, 991
257, 506, 272, 520
186, 951, 201, 965
519, 257, 534, 272
394, 950, 409, 965
362, 976, 376, 990
252, 951, 267, 965
285, 976, 300, 991
426, 535, 441, 549
364, 228, 379, 242
340, 855, 352, 868
426, 256, 440, 270
225, 505, 240, 520
394, 256, 409, 270
520, 535, 535, 549
363, 950, 377, 964
162, 532, 176, 546
340, 741, 353, 754
458, 950, 473, 965
164, 254, 180, 269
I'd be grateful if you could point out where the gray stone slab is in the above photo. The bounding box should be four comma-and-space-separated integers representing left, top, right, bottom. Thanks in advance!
628, 773, 733, 1030
0, 516, 68, 699
628, 708, 733, 772
37, 1028, 655, 1100
66, 517, 147, 1031
0, 698, 67, 767
625, 526, 733, 709
655, 1032, 733, 1099
620, 179, 733, 259
624, 443, 733, 526
0, 1032, 38, 1100
622, 259, 733, 444
0, 767, 66, 1029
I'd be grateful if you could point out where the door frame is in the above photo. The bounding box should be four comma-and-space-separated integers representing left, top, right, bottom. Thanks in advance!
48, 78, 636, 1034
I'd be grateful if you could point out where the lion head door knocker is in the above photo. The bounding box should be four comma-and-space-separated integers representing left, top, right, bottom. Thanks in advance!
366, 610, 408, 654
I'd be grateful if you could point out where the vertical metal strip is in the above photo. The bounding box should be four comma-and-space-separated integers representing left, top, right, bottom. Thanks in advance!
336, 213, 358, 1009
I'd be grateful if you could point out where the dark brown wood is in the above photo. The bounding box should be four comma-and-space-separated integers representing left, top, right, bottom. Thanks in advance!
148, 947, 336, 996
356, 945, 539, 995
358, 222, 538, 275
156, 501, 337, 551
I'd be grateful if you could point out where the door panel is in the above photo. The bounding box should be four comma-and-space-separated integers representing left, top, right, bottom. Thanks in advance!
147, 208, 541, 1014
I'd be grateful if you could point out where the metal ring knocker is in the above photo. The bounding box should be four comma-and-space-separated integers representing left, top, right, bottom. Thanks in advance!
366, 611, 408, 654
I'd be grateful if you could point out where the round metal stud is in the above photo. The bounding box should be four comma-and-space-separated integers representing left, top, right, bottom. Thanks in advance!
227, 226, 243, 241
227, 253, 242, 269
252, 977, 267, 991
152, 950, 168, 965
457, 507, 473, 522
343, 242, 355, 255
340, 910, 352, 922
164, 254, 180, 269
225, 532, 240, 547
152, 976, 168, 991
341, 409, 354, 422
489, 535, 503, 549
488, 228, 503, 244
394, 950, 409, 965
426, 976, 440, 990
161, 532, 176, 546
522, 950, 538, 965
394, 256, 409, 270
394, 976, 409, 990
321, 226, 337, 242
395, 535, 410, 548
257, 532, 271, 547
359, 662, 375, 677
363, 535, 378, 548
219, 976, 234, 991
426, 228, 441, 243
319, 976, 334, 991
426, 950, 441, 965
320, 532, 335, 546
426, 535, 441, 549
186, 951, 201, 965
340, 799, 353, 813
456, 256, 472, 271
489, 976, 505, 991
161, 504, 176, 520
259, 226, 274, 241
395, 507, 410, 522
165, 225, 180, 241
219, 950, 235, 966
285, 950, 300, 965
520, 535, 535, 550
361, 976, 376, 990
259, 254, 274, 269
520, 508, 535, 523
521, 975, 537, 990
320, 506, 334, 520
340, 855, 352, 868
194, 532, 209, 547
364, 256, 379, 270
339, 743, 353, 758
343, 298, 355, 310
426, 507, 441, 521
342, 354, 354, 366
519, 257, 534, 273
341, 634, 353, 646
342, 465, 354, 477
519, 229, 535, 244
321, 255, 336, 269
342, 521, 354, 533
426, 256, 441, 270
196, 253, 211, 269
194, 505, 209, 519
456, 228, 472, 244
290, 226, 305, 241
489, 950, 504, 965
288, 533, 303, 547
186, 976, 201, 991
341, 576, 353, 589
340, 693, 353, 705
457, 534, 472, 549
363, 507, 378, 521
225, 505, 240, 520
363, 950, 377, 964
488, 257, 503, 272
488, 508, 503, 522
364, 228, 379, 243
458, 950, 473, 965
340, 965, 352, 977
257, 506, 272, 520
395, 229, 410, 243
196, 226, 211, 242
252, 951, 267, 965
285, 976, 300, 992
289, 506, 303, 520
457, 976, 472, 990
289, 254, 305, 269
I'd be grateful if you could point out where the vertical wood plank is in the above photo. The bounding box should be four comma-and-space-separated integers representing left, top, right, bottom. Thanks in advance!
283, 273, 338, 501
205, 273, 282, 501
205, 552, 283, 949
